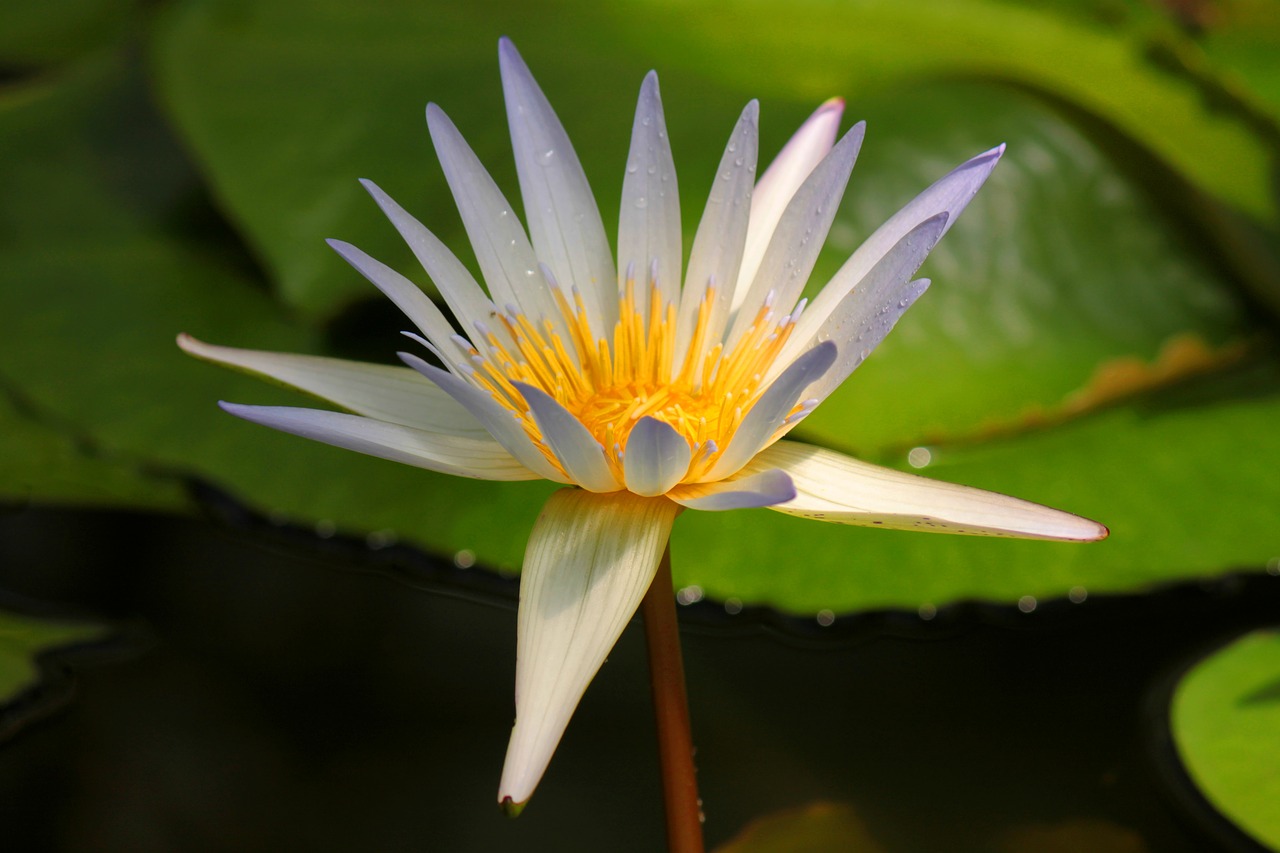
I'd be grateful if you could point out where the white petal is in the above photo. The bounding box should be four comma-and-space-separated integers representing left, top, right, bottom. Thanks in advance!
668, 468, 795, 510
736, 97, 845, 303
218, 402, 536, 481
400, 353, 570, 484
674, 101, 759, 371
500, 490, 680, 809
426, 104, 573, 349
702, 341, 836, 481
178, 335, 488, 437
512, 382, 619, 493
498, 38, 617, 335
617, 71, 681, 326
725, 121, 865, 346
772, 211, 945, 394
750, 440, 1109, 541
325, 239, 461, 368
622, 416, 691, 497
796, 213, 948, 402
794, 145, 1003, 351
358, 179, 513, 353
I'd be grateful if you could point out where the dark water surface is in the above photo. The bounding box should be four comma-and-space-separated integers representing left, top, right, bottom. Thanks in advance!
0, 500, 1275, 852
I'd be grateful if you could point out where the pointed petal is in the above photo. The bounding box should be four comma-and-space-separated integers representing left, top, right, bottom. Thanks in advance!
498, 38, 617, 334
774, 213, 947, 392
400, 353, 570, 484
179, 335, 488, 437
674, 101, 759, 370
668, 468, 795, 510
218, 402, 536, 480
617, 71, 681, 325
426, 104, 572, 348
623, 416, 691, 497
512, 382, 619, 493
325, 239, 461, 367
726, 121, 865, 344
749, 441, 1109, 541
358, 179, 513, 353
737, 97, 845, 302
702, 341, 836, 481
499, 490, 680, 808
795, 146, 1003, 350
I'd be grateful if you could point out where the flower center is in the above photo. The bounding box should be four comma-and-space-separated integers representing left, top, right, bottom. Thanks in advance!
459, 271, 802, 484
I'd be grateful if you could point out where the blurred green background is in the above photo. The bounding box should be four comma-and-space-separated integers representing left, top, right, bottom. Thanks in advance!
1, 0, 1279, 849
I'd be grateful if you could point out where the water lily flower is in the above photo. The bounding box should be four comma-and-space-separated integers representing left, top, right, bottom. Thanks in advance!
179, 38, 1107, 813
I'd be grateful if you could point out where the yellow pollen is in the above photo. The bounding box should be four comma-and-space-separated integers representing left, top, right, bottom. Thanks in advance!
470, 278, 801, 484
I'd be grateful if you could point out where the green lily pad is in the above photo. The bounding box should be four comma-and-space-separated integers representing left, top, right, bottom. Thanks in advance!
798, 81, 1252, 454
0, 393, 182, 510
149, 0, 1279, 318
0, 609, 108, 709
1170, 630, 1280, 850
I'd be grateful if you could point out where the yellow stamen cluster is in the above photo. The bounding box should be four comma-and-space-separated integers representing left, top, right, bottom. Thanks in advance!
464, 275, 800, 484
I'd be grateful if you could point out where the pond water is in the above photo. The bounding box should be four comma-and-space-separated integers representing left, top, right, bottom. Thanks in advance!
1, 500, 1275, 852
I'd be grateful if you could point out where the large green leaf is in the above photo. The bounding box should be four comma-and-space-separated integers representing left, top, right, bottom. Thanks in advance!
797, 82, 1251, 453
1171, 630, 1280, 850
149, 0, 1279, 318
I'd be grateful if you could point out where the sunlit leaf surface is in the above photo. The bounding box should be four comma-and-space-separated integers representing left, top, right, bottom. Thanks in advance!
1171, 630, 1280, 850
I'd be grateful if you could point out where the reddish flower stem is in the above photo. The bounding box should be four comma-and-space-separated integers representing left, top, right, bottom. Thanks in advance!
640, 544, 704, 853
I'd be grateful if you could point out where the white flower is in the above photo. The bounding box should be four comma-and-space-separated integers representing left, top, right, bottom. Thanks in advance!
180, 38, 1106, 812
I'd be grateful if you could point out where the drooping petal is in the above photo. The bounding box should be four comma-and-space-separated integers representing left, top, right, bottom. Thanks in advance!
512, 382, 620, 493
622, 416, 691, 497
727, 120, 864, 338
218, 403, 536, 481
499, 489, 680, 810
617, 71, 681, 326
674, 101, 759, 370
734, 97, 845, 308
426, 103, 573, 349
498, 38, 617, 335
701, 341, 837, 482
749, 441, 1109, 541
400, 354, 570, 484
178, 335, 488, 438
358, 179, 513, 353
772, 213, 947, 392
793, 146, 1003, 350
668, 468, 795, 510
325, 239, 462, 368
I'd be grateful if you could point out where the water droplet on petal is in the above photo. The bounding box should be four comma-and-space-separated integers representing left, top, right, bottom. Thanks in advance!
539, 148, 555, 165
